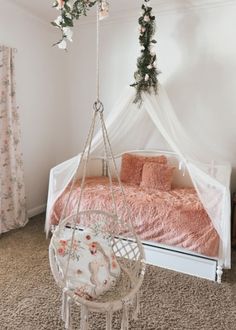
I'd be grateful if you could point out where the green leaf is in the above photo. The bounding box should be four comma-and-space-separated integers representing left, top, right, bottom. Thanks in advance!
51, 21, 59, 27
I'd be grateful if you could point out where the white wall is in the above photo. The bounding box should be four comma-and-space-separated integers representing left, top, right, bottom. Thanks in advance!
1, 0, 236, 215
66, 1, 236, 190
0, 1, 71, 214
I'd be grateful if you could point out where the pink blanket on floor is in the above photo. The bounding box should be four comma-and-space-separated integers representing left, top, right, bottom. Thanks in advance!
50, 177, 219, 258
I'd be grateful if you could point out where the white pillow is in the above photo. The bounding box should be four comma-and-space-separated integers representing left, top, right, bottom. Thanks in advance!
53, 227, 121, 300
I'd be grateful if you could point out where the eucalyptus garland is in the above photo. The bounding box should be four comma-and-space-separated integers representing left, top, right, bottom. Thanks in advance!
131, 0, 160, 105
52, 0, 98, 49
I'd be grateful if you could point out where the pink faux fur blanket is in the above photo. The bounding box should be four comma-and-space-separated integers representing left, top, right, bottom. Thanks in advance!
50, 177, 219, 258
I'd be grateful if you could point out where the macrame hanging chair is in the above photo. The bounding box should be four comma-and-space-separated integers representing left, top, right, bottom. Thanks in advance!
49, 3, 145, 329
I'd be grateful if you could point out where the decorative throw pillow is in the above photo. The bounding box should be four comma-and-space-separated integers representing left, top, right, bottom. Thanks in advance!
54, 227, 121, 300
120, 153, 167, 185
141, 162, 175, 191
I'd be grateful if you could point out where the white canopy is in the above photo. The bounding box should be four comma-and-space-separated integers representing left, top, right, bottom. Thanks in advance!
46, 84, 231, 268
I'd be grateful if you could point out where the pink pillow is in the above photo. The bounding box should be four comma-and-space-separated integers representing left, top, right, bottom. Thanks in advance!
141, 162, 175, 191
120, 153, 167, 185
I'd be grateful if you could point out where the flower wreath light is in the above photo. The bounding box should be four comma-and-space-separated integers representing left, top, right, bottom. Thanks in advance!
49, 1, 146, 329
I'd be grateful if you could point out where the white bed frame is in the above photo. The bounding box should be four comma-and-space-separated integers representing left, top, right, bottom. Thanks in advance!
85, 149, 224, 283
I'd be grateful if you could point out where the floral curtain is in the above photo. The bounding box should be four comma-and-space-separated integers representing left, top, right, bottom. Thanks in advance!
0, 45, 28, 234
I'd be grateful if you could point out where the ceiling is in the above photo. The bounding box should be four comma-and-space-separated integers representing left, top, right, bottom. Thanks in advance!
8, 0, 159, 22
7, 1, 220, 23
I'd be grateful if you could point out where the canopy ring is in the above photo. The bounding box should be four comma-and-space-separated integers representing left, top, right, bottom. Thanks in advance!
93, 100, 104, 113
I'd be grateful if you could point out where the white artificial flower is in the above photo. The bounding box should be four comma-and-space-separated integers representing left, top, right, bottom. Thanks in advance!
54, 15, 63, 26
58, 39, 67, 50
55, 0, 72, 11
150, 50, 156, 56
145, 74, 149, 81
56, 0, 65, 10
144, 15, 150, 22
153, 61, 157, 68
99, 0, 109, 20
141, 46, 145, 51
139, 25, 146, 33
145, 1, 151, 8
149, 43, 154, 49
63, 27, 73, 42
67, 0, 73, 9
65, 12, 72, 19
141, 27, 146, 33
147, 64, 152, 69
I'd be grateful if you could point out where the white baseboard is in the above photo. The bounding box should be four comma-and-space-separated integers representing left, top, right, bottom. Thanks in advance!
27, 204, 46, 218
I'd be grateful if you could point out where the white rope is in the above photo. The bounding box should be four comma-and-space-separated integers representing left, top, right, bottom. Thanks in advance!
61, 0, 144, 296
81, 305, 89, 330
121, 301, 129, 330
96, 2, 100, 101
59, 110, 98, 223
63, 0, 103, 286
65, 295, 72, 329
100, 112, 137, 236
64, 111, 98, 282
50, 3, 146, 329
100, 111, 118, 217
106, 305, 113, 330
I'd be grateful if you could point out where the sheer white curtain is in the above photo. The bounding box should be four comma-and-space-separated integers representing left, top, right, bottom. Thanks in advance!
0, 45, 28, 234
143, 87, 231, 268
46, 84, 231, 267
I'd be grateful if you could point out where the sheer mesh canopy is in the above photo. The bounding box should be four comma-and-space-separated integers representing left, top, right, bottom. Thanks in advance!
46, 84, 231, 268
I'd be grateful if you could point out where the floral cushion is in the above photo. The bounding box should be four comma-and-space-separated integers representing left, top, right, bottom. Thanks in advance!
53, 227, 121, 300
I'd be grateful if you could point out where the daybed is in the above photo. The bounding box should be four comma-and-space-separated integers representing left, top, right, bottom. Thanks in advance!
46, 150, 225, 282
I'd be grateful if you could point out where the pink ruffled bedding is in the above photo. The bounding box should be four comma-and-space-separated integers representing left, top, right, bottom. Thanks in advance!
50, 177, 219, 258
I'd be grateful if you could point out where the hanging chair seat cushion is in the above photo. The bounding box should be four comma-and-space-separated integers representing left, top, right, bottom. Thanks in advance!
52, 227, 121, 300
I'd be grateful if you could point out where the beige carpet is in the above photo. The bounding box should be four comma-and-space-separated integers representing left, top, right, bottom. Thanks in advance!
0, 214, 236, 330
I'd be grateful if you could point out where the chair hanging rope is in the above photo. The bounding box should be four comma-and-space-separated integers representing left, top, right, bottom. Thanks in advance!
49, 2, 146, 329
96, 3, 101, 103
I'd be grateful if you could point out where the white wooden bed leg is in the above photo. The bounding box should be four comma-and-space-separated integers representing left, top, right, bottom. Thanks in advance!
216, 264, 223, 283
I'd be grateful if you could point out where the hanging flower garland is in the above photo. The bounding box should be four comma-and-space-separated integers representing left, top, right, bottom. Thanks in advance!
131, 0, 160, 105
52, 0, 108, 50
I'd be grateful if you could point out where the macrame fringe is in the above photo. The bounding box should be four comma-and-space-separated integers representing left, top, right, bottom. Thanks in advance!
62, 289, 72, 329
80, 305, 89, 330
132, 292, 140, 321
106, 308, 113, 330
121, 304, 129, 330
66, 298, 72, 329
61, 290, 67, 322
